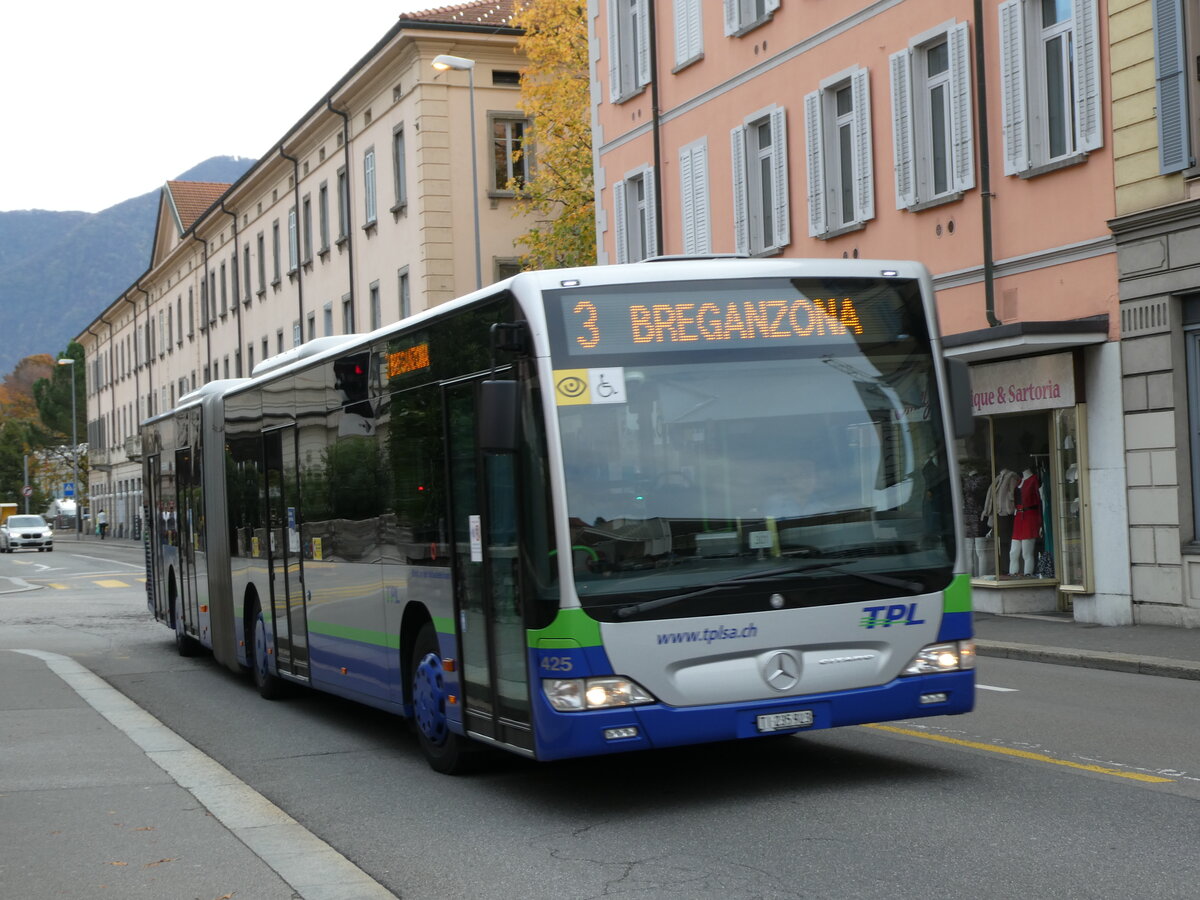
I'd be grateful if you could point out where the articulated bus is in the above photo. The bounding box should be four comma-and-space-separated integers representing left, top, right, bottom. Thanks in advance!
142, 258, 976, 773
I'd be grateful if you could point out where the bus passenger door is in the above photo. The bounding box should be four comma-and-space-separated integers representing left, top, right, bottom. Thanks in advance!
263, 426, 310, 680
174, 448, 201, 639
445, 379, 533, 753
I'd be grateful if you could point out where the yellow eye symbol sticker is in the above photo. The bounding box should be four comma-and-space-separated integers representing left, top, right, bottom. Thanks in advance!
554, 370, 590, 405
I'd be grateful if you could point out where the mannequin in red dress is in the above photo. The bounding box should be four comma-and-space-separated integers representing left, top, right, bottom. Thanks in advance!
1009, 467, 1041, 576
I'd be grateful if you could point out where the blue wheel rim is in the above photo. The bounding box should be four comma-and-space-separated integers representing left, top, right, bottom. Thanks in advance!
413, 652, 448, 745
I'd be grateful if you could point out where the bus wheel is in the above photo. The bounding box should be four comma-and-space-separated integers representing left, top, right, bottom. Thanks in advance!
251, 600, 287, 700
411, 623, 475, 774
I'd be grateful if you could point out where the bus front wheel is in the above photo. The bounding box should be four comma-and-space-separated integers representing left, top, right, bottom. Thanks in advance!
251, 600, 287, 700
410, 623, 476, 775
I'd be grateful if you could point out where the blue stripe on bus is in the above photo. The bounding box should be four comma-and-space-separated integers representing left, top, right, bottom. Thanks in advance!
531, 670, 975, 761
936, 610, 973, 642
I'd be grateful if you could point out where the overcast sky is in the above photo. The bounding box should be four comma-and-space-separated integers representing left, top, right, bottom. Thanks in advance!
2, 1, 442, 213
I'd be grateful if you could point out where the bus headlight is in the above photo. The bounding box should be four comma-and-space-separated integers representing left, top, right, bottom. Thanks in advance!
543, 676, 655, 711
902, 640, 976, 675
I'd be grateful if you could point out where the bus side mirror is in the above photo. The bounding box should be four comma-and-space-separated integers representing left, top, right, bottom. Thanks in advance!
946, 358, 975, 439
480, 379, 520, 452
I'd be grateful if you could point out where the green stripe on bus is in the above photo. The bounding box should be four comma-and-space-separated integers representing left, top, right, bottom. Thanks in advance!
308, 620, 399, 649
528, 607, 602, 648
944, 573, 971, 613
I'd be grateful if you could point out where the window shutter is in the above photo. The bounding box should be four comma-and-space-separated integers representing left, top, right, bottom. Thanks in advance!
766, 0, 780, 12
644, 167, 659, 258
688, 0, 703, 62
680, 145, 696, 253
804, 90, 827, 237
674, 0, 689, 67
613, 180, 628, 264
890, 48, 917, 209
998, 0, 1029, 175
723, 0, 738, 36
1154, 0, 1192, 173
1072, 0, 1102, 152
948, 22, 976, 192
770, 107, 791, 249
730, 125, 749, 254
608, 0, 621, 102
693, 140, 711, 253
637, 0, 652, 88
851, 68, 874, 225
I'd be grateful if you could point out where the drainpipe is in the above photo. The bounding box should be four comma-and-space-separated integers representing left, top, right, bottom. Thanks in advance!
974, 0, 1000, 327
219, 199, 244, 371
101, 312, 116, 528
135, 282, 155, 417
647, 0, 665, 254
279, 146, 306, 344
191, 232, 212, 379
123, 291, 144, 537
327, 98, 356, 322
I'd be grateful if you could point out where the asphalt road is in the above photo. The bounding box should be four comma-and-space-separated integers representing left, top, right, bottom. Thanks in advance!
3, 541, 1199, 899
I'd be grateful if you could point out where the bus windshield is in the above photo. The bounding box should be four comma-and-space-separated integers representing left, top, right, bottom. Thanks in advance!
546, 275, 955, 621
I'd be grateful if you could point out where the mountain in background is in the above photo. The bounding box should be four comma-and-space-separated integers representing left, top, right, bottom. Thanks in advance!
0, 156, 256, 375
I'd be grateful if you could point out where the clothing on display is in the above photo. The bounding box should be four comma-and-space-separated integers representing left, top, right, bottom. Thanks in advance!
1009, 469, 1041, 576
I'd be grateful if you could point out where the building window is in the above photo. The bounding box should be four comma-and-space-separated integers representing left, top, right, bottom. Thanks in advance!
199, 282, 209, 330
276, 330, 284, 354
804, 70, 874, 237
293, 321, 302, 348
491, 116, 529, 192
318, 182, 331, 252
307, 313, 316, 341
998, 0, 1102, 176
890, 23, 974, 209
219, 262, 228, 315
613, 166, 658, 263
176, 297, 183, 345
342, 295, 355, 334
167, 306, 174, 353
324, 302, 334, 336
679, 138, 711, 255
262, 337, 269, 362
393, 125, 408, 209
1154, 0, 1194, 173
733, 106, 790, 252
398, 268, 411, 318
256, 233, 266, 295
363, 147, 377, 225
337, 167, 350, 240
302, 195, 313, 263
288, 207, 298, 273
723, 0, 779, 37
248, 343, 255, 374
272, 220, 282, 284
369, 281, 381, 331
231, 251, 240, 307
243, 245, 252, 303
675, 0, 703, 67
608, 0, 651, 102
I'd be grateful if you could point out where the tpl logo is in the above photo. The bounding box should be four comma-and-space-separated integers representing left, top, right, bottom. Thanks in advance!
860, 603, 926, 629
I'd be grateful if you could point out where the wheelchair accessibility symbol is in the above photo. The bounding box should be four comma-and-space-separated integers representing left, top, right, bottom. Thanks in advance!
553, 368, 627, 406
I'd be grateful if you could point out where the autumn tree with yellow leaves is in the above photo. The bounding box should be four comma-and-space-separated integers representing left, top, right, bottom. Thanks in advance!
510, 0, 596, 269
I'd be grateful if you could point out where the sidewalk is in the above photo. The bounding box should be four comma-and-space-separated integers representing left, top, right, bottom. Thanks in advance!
974, 612, 1200, 681
0, 649, 396, 900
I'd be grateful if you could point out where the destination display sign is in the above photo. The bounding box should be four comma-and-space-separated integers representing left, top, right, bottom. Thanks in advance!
550, 278, 913, 358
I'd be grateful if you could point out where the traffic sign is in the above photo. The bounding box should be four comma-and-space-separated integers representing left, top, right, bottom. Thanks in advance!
64, 482, 74, 497
22, 485, 32, 497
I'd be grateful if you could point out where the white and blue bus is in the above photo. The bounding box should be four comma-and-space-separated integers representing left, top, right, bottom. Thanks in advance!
142, 258, 976, 773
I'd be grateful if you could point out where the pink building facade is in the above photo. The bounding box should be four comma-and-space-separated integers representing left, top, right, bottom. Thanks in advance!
591, 0, 1133, 623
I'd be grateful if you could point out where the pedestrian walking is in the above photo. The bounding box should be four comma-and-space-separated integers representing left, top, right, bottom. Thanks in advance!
97, 509, 108, 540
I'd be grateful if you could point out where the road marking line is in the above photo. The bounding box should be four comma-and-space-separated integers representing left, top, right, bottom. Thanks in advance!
68, 553, 145, 570
977, 684, 1019, 692
93, 579, 130, 588
10, 650, 397, 900
864, 723, 1175, 783
48, 583, 69, 590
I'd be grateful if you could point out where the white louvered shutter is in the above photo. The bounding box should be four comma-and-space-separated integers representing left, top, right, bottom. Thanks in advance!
851, 68, 874, 225
643, 167, 658, 258
636, 0, 652, 88
680, 145, 696, 253
804, 90, 827, 237
613, 180, 628, 264
770, 107, 790, 249
723, 0, 738, 36
948, 22, 976, 192
693, 140, 711, 253
1072, 0, 1102, 152
766, 0, 780, 12
890, 48, 916, 209
674, 0, 689, 67
730, 126, 749, 254
608, 0, 621, 103
998, 0, 1029, 175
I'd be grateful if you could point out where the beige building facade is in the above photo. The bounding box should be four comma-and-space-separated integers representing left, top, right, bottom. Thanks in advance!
77, 2, 529, 539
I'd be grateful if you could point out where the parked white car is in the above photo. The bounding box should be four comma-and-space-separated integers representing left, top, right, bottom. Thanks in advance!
0, 515, 54, 552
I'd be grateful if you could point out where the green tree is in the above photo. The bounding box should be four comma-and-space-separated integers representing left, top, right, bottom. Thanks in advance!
33, 342, 85, 439
510, 0, 596, 269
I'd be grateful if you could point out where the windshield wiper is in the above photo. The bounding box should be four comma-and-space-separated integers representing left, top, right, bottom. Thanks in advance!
614, 563, 924, 619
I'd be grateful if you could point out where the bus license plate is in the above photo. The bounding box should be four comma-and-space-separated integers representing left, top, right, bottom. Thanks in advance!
756, 710, 814, 732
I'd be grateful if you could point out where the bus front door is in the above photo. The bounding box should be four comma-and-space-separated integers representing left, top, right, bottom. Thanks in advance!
446, 379, 533, 754
263, 426, 310, 681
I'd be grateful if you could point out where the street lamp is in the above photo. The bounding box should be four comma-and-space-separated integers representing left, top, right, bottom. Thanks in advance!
432, 53, 483, 291
57, 358, 80, 537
